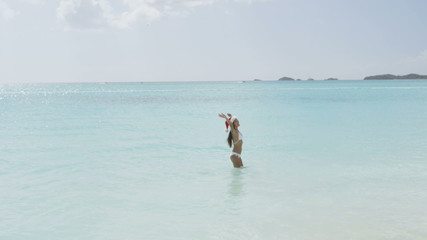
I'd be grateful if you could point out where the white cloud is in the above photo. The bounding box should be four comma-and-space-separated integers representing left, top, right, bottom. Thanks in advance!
387, 49, 427, 75
56, 0, 265, 30
410, 49, 427, 72
183, 0, 215, 7
404, 49, 427, 68
416, 49, 427, 61
0, 0, 19, 20
57, 0, 104, 29
107, 0, 164, 28
23, 0, 47, 4
57, 0, 79, 20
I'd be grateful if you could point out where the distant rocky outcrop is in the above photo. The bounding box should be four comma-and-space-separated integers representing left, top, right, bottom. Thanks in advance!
364, 73, 427, 80
278, 76, 295, 81
307, 78, 314, 81
253, 79, 262, 81
325, 78, 338, 80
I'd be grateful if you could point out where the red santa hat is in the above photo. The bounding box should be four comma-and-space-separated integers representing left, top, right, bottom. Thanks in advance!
225, 116, 238, 132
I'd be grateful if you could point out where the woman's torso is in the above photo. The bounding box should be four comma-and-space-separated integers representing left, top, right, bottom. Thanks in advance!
232, 131, 243, 154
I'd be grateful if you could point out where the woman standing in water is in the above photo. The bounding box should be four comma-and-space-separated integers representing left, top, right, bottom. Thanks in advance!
218, 113, 243, 168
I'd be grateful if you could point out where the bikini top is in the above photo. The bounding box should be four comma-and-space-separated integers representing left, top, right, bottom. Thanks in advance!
234, 131, 243, 143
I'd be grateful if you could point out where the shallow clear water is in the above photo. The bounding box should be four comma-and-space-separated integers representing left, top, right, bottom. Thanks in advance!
1, 80, 427, 239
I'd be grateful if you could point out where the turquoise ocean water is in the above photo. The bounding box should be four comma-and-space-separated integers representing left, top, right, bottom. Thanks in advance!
1, 80, 427, 239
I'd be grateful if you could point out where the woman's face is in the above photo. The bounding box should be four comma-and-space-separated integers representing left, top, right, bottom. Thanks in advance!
234, 119, 240, 128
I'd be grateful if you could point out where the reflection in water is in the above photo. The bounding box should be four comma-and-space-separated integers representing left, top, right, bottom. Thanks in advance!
223, 168, 247, 220
227, 168, 246, 197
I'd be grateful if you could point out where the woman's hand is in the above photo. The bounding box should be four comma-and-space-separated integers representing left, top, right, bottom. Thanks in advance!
218, 113, 227, 119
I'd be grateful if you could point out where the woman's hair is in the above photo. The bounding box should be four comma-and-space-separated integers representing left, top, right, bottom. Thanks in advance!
227, 121, 237, 148
227, 131, 233, 148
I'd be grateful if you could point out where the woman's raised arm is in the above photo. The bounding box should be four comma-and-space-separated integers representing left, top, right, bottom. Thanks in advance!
218, 113, 235, 131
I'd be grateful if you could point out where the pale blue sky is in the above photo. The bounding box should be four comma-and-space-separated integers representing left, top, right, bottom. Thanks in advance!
1, 0, 426, 83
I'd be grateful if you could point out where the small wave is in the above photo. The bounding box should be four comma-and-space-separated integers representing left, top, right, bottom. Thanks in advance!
0, 88, 232, 96
275, 86, 427, 91
368, 87, 427, 89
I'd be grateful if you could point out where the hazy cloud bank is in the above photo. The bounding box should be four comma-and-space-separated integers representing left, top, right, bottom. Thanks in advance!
0, 0, 19, 19
56, 0, 264, 30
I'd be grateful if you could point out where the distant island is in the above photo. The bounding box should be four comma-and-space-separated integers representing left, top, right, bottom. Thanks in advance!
364, 73, 427, 80
254, 73, 427, 81
278, 76, 337, 81
278, 76, 295, 81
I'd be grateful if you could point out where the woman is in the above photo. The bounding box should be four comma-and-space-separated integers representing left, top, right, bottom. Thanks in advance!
218, 113, 243, 168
